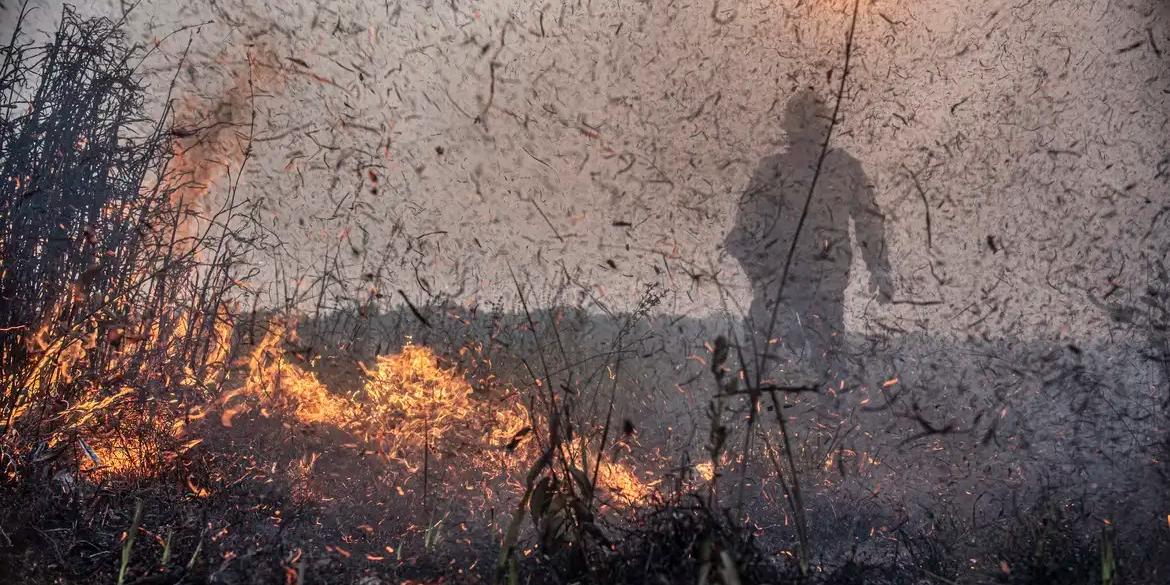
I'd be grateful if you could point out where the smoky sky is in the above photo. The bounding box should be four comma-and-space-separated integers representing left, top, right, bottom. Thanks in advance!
2, 0, 1167, 345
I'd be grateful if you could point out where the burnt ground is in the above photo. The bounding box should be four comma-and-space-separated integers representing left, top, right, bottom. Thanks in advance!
9, 304, 1159, 584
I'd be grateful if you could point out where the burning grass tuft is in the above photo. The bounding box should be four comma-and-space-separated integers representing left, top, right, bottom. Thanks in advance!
359, 342, 532, 469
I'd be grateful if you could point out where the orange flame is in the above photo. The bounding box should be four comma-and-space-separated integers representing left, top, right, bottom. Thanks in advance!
229, 320, 350, 427
359, 343, 531, 464
169, 44, 284, 208
217, 322, 656, 509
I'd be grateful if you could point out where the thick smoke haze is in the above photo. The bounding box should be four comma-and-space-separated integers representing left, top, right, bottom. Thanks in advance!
4, 0, 1166, 341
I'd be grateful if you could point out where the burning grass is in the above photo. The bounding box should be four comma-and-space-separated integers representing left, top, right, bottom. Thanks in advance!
359, 341, 532, 469
208, 320, 656, 517
224, 321, 353, 428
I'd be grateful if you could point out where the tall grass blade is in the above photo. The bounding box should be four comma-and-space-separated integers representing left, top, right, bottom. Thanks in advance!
116, 500, 143, 585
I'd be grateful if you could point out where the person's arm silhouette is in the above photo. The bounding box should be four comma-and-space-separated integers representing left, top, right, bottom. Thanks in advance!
726, 156, 783, 293
849, 164, 893, 301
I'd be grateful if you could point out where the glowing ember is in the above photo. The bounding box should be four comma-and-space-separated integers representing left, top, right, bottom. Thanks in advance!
591, 454, 658, 505
694, 461, 716, 483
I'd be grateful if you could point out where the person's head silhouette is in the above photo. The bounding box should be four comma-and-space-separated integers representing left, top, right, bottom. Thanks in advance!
783, 89, 832, 147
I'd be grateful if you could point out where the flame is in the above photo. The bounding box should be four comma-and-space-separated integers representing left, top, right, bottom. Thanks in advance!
21, 291, 657, 504
359, 343, 531, 464
360, 345, 655, 505
3, 38, 298, 489
591, 453, 657, 505
231, 320, 350, 427
215, 322, 657, 512
7, 295, 231, 482
169, 44, 284, 210
695, 462, 716, 483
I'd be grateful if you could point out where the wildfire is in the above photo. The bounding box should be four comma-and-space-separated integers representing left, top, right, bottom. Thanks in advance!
231, 322, 351, 427
359, 343, 532, 466
211, 322, 658, 511
15, 296, 658, 511
695, 461, 716, 483
6, 293, 233, 483
586, 449, 658, 505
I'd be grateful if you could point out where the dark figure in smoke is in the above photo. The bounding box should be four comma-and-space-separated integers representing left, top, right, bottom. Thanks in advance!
726, 90, 892, 382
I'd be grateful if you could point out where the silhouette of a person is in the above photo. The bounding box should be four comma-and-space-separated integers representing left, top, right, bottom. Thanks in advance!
726, 90, 892, 382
